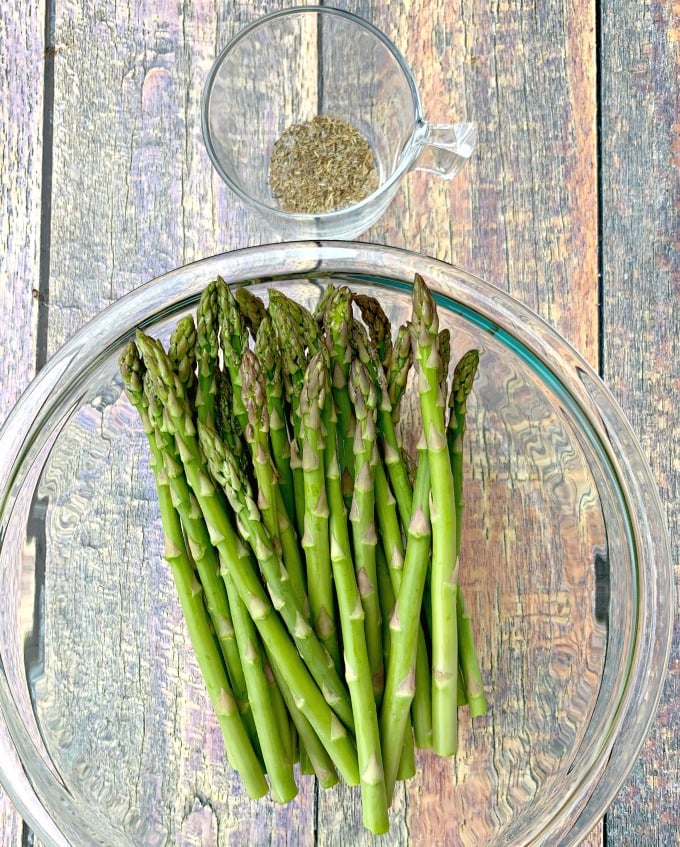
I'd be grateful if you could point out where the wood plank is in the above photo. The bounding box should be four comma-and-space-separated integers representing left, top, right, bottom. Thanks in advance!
0, 2, 43, 422
600, 0, 679, 841
0, 0, 46, 843
365, 0, 599, 357
314, 1, 602, 844
1, 1, 611, 846
34, 2, 320, 845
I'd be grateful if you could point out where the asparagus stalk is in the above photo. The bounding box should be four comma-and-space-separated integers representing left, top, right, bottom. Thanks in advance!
380, 437, 432, 800
195, 280, 220, 428
299, 351, 341, 672
271, 294, 313, 537
241, 348, 309, 619
216, 276, 249, 436
322, 286, 356, 504
373, 446, 432, 749
447, 349, 479, 561
373, 458, 404, 587
168, 314, 197, 399
268, 288, 320, 354
214, 368, 249, 476
448, 349, 487, 718
386, 322, 413, 423
437, 328, 451, 395
411, 273, 459, 756
347, 359, 384, 703
313, 282, 337, 325
352, 293, 393, 366
146, 379, 256, 744
255, 315, 296, 527
222, 569, 298, 803
351, 320, 413, 530
235, 286, 267, 338
119, 343, 268, 799
267, 654, 340, 789
240, 349, 282, 550
324, 386, 390, 834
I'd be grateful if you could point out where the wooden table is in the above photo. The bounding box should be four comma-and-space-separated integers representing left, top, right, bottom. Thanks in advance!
1, 0, 677, 844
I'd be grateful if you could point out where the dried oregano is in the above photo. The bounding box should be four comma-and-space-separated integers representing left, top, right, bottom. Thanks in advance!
269, 115, 379, 214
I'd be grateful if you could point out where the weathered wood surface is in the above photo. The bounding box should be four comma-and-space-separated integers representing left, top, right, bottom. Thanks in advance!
599, 0, 679, 841
0, 0, 676, 843
0, 0, 45, 842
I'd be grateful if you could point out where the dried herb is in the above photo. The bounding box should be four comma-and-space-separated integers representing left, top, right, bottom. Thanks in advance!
269, 115, 379, 214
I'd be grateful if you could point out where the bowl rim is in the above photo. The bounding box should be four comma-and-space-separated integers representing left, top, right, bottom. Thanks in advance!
0, 241, 673, 847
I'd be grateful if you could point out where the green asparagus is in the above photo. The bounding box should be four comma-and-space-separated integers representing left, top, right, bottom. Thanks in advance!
120, 272, 487, 833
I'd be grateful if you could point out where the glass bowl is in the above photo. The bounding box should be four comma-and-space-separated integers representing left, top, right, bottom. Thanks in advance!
0, 242, 672, 847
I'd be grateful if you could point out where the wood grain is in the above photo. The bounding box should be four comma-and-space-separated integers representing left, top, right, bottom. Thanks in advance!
0, 2, 43, 423
321, 1, 602, 844
363, 0, 599, 359
0, 0, 45, 842
600, 0, 679, 841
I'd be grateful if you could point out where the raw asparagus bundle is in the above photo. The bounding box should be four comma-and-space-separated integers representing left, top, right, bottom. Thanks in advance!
119, 274, 486, 834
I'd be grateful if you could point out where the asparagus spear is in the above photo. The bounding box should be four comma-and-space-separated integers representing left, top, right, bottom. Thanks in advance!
347, 358, 384, 703
324, 380, 390, 834
447, 349, 479, 561
269, 288, 320, 354
168, 314, 197, 399
411, 273, 459, 756
313, 282, 337, 325
386, 322, 413, 425
255, 315, 296, 526
241, 348, 308, 618
222, 569, 298, 803
437, 328, 451, 395
235, 286, 267, 338
322, 287, 356, 504
372, 447, 433, 749
271, 293, 313, 537
216, 276, 249, 437
352, 293, 393, 366
267, 654, 340, 789
240, 349, 281, 550
351, 320, 413, 530
380, 436, 432, 800
119, 343, 268, 799
448, 349, 487, 718
195, 280, 220, 428
299, 351, 341, 672
214, 368, 249, 476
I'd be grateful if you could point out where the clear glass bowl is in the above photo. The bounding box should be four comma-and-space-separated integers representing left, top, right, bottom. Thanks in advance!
0, 243, 672, 847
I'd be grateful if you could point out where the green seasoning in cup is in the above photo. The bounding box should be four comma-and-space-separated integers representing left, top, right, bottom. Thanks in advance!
269, 115, 379, 214
201, 7, 477, 240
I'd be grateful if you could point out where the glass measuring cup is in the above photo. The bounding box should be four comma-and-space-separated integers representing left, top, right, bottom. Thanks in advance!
201, 6, 477, 240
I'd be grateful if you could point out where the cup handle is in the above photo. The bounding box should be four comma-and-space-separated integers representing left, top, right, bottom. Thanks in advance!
414, 121, 478, 179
